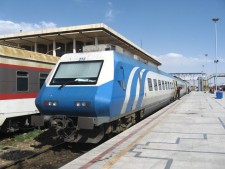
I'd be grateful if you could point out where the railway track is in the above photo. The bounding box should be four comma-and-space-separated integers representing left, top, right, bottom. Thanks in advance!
0, 128, 98, 169
1, 142, 95, 169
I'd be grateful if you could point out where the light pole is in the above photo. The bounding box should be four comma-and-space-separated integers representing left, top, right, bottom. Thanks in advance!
205, 54, 208, 75
205, 54, 208, 90
212, 18, 219, 91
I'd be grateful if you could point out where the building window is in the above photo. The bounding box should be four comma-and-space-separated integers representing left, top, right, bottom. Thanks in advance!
153, 79, 158, 91
17, 71, 28, 91
148, 78, 153, 91
40, 73, 48, 89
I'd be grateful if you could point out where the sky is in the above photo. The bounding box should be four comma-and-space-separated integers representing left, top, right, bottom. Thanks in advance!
0, 0, 225, 84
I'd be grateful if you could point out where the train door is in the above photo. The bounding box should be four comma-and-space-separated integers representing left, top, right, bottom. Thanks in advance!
116, 64, 126, 91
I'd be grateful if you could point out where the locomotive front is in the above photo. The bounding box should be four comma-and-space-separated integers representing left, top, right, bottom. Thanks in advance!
35, 51, 114, 143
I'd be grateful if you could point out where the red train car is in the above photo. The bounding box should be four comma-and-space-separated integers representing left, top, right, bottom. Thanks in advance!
0, 45, 58, 132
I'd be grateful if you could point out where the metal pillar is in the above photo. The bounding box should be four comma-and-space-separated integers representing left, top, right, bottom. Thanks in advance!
95, 37, 98, 45
53, 40, 56, 56
34, 42, 37, 52
73, 39, 76, 53
212, 18, 219, 91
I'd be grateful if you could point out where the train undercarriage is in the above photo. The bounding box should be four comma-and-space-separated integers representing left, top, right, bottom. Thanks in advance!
1, 116, 33, 133
49, 97, 175, 144
49, 110, 145, 144
0, 115, 48, 133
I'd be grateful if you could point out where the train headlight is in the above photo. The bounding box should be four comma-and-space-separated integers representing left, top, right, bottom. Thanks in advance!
74, 101, 91, 107
81, 102, 86, 107
44, 101, 58, 107
75, 102, 81, 107
52, 102, 58, 106
44, 101, 50, 106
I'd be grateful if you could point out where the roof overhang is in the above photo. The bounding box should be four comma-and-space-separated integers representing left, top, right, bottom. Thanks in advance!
0, 23, 161, 66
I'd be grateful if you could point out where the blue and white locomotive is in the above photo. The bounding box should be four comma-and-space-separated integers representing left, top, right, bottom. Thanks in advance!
35, 44, 188, 143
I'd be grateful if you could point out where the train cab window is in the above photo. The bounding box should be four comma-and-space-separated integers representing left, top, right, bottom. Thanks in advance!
50, 61, 103, 85
162, 81, 165, 90
153, 79, 158, 91
147, 78, 153, 91
158, 80, 162, 90
17, 71, 28, 91
39, 73, 48, 89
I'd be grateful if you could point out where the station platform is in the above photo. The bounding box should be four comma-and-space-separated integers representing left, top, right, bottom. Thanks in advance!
61, 91, 225, 169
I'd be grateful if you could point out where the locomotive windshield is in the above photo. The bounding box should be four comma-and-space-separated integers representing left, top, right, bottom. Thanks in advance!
50, 60, 103, 86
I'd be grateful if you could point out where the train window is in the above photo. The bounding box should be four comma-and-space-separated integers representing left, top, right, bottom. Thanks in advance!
17, 71, 28, 91
158, 80, 162, 90
153, 79, 158, 91
168, 82, 170, 89
165, 81, 168, 90
162, 81, 165, 90
39, 73, 48, 89
147, 78, 153, 91
171, 82, 174, 89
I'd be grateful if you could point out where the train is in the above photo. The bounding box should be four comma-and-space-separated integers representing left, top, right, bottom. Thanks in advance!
0, 45, 58, 132
35, 44, 189, 143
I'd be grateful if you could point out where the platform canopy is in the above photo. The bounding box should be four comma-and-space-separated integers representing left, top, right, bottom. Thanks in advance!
0, 23, 161, 66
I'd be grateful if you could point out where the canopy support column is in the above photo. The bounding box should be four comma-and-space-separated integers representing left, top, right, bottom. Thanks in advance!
73, 39, 76, 53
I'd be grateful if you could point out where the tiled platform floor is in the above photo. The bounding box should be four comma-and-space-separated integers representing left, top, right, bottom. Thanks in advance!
61, 91, 225, 169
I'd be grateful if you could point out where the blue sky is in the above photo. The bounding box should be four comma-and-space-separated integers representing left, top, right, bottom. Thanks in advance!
0, 0, 224, 84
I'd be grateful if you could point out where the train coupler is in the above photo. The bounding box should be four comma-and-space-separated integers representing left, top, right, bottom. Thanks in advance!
50, 116, 78, 141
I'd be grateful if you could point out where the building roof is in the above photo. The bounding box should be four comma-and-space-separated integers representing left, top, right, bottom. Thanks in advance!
0, 45, 58, 65
0, 23, 161, 66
